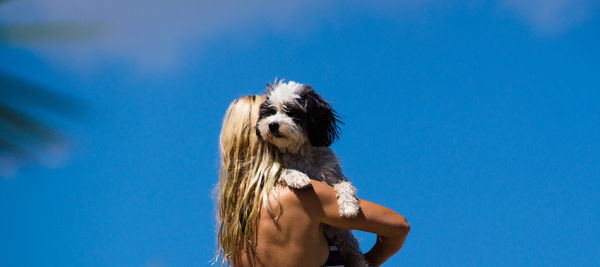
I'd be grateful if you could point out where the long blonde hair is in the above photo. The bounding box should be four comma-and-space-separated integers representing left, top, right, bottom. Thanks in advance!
216, 95, 283, 265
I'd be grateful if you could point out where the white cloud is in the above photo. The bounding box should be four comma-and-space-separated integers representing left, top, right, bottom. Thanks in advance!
501, 0, 595, 34
0, 0, 335, 72
0, 0, 596, 72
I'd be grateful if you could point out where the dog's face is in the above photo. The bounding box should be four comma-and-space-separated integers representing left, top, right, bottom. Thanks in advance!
256, 81, 341, 153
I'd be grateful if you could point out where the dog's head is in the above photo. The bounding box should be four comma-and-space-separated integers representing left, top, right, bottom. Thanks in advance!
256, 80, 341, 153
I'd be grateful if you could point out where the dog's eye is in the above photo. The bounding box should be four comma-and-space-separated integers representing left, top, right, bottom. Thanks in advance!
259, 105, 276, 117
285, 108, 304, 120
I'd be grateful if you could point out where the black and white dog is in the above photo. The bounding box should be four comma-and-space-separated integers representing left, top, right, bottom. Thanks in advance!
256, 80, 367, 267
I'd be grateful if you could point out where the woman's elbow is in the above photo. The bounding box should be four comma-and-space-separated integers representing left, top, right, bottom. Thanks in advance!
392, 215, 410, 236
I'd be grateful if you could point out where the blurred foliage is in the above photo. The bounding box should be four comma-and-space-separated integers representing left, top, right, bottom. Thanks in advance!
0, 0, 91, 171
0, 72, 85, 163
0, 22, 98, 44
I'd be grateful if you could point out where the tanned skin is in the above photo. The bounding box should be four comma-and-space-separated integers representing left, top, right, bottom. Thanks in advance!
236, 180, 410, 267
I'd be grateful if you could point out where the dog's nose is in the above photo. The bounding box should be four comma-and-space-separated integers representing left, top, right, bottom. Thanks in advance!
269, 122, 279, 132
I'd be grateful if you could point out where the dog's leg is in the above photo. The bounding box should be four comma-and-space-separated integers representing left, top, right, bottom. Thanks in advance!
324, 226, 369, 267
280, 169, 311, 189
333, 181, 360, 218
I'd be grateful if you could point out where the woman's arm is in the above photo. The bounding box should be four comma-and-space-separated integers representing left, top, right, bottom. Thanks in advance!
294, 180, 410, 266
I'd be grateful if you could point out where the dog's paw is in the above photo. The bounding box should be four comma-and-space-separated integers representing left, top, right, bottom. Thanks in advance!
281, 169, 311, 189
338, 198, 360, 218
333, 181, 360, 218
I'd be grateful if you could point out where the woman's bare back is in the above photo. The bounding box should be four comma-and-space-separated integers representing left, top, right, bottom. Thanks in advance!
237, 185, 329, 267
236, 180, 410, 267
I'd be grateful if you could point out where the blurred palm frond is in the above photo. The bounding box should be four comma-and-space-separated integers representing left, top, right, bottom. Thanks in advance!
0, 71, 84, 116
0, 72, 86, 164
0, 0, 94, 172
0, 22, 100, 44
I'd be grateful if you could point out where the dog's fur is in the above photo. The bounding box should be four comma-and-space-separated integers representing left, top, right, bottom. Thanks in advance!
256, 80, 367, 267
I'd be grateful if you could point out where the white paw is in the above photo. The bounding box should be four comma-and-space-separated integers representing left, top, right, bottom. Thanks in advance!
333, 181, 360, 218
338, 198, 360, 218
282, 169, 311, 189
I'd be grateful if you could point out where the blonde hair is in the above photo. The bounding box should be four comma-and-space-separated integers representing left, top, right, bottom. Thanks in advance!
215, 95, 283, 265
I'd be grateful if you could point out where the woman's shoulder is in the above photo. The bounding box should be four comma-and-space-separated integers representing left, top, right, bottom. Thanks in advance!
273, 180, 338, 218
277, 180, 337, 200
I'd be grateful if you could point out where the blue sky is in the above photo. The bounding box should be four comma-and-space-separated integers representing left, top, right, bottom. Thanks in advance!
0, 0, 599, 266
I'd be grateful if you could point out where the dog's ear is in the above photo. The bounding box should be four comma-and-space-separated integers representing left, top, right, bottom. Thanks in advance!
255, 98, 271, 139
303, 86, 342, 147
255, 124, 262, 138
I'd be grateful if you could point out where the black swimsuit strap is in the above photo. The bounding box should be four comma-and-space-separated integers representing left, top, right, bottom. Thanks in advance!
322, 241, 345, 267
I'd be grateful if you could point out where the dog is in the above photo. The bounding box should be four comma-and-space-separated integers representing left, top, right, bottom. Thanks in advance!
256, 80, 367, 267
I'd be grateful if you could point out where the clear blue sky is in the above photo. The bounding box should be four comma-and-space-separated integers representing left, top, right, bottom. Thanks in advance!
1, 1, 599, 266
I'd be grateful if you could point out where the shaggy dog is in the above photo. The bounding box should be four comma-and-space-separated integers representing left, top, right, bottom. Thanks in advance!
256, 80, 367, 267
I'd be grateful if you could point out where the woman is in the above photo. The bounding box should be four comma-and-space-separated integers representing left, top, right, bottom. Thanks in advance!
216, 95, 410, 267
